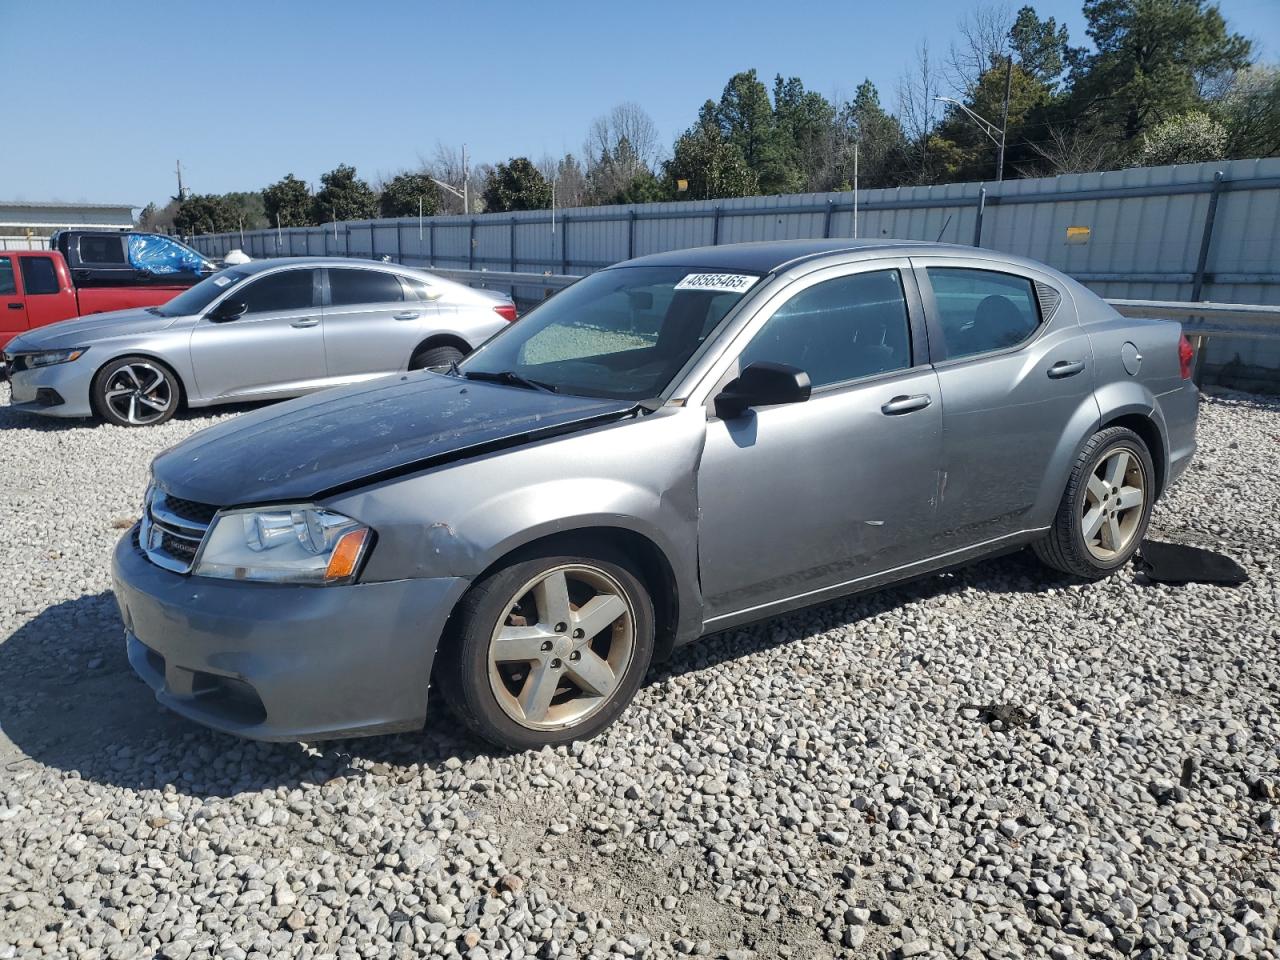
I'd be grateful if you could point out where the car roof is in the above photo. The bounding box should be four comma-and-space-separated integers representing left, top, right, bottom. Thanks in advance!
617, 239, 1035, 275
230, 257, 416, 276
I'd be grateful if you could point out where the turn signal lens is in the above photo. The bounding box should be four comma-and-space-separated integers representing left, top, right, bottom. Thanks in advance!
1178, 335, 1194, 380
324, 528, 370, 582
493, 303, 518, 322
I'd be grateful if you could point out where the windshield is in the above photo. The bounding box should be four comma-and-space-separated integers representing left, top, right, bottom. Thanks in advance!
459, 265, 761, 400
154, 269, 250, 317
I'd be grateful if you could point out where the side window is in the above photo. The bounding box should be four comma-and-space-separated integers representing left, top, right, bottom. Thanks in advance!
738, 269, 912, 389
21, 257, 60, 295
400, 276, 438, 302
78, 235, 127, 264
329, 269, 405, 306
927, 268, 1041, 359
0, 257, 15, 296
238, 270, 315, 314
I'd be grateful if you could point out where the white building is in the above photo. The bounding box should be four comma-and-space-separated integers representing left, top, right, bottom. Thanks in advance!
0, 200, 135, 249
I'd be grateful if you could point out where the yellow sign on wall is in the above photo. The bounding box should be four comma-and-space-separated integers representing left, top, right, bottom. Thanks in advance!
1066, 225, 1091, 244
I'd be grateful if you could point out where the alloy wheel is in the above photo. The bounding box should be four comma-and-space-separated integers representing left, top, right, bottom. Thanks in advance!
103, 362, 174, 425
487, 564, 636, 731
1081, 447, 1146, 561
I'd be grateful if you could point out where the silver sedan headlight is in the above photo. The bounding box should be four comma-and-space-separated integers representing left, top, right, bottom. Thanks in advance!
24, 347, 88, 368
193, 505, 372, 585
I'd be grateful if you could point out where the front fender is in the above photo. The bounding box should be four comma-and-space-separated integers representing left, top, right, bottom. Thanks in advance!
328, 408, 707, 642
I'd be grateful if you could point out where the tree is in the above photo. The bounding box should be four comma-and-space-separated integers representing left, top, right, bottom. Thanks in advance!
1009, 6, 1072, 86
936, 60, 1053, 181
379, 172, 441, 218
1208, 64, 1280, 158
262, 174, 313, 227
1074, 0, 1252, 140
772, 75, 838, 192
222, 190, 267, 230
586, 103, 662, 176
713, 70, 791, 193
481, 157, 552, 212
312, 164, 379, 223
173, 194, 237, 236
1133, 110, 1227, 165
947, 3, 1016, 96
833, 80, 909, 190
897, 41, 947, 183
422, 143, 480, 214
664, 106, 758, 200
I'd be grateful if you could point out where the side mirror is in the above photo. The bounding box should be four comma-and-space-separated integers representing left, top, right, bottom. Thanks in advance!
714, 361, 811, 419
209, 300, 247, 323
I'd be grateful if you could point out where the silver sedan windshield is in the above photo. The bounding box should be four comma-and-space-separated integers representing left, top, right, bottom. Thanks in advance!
154, 269, 250, 316
459, 265, 760, 399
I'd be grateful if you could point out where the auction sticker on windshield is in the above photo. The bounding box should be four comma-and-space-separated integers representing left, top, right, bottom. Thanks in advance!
674, 273, 758, 294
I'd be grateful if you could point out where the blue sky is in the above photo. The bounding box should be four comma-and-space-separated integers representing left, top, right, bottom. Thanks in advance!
1, 0, 1275, 209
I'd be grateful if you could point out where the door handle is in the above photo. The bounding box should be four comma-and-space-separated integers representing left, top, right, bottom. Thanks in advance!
290, 318, 319, 328
6, 303, 22, 310
1048, 359, 1085, 378
881, 393, 932, 415
393, 311, 420, 321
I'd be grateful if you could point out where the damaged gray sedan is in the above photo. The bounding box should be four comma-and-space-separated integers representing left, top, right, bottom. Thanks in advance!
112, 240, 1198, 749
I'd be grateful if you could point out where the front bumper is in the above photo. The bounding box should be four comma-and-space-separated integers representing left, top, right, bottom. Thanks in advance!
112, 526, 470, 741
6, 358, 95, 418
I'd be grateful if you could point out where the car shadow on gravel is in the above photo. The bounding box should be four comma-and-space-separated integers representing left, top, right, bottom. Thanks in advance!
0, 392, 280, 432
0, 551, 1075, 796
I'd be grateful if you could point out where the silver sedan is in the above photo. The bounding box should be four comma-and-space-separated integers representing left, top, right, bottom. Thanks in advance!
2, 257, 514, 426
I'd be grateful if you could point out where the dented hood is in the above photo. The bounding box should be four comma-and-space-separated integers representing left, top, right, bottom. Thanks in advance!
151, 372, 636, 506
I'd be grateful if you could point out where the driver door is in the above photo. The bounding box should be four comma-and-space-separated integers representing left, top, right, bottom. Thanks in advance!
189, 267, 326, 401
695, 262, 943, 625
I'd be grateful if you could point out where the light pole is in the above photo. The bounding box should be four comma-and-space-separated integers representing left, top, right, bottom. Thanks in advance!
935, 56, 1013, 181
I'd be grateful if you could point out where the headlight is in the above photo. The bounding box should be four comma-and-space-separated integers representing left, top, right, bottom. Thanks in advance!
24, 348, 88, 368
193, 505, 371, 585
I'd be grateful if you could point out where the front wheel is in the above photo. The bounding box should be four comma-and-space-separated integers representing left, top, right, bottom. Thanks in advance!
409, 345, 464, 371
1033, 426, 1154, 579
91, 356, 181, 427
434, 546, 655, 750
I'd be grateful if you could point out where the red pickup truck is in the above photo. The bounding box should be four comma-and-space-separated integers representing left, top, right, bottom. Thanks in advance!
0, 232, 213, 349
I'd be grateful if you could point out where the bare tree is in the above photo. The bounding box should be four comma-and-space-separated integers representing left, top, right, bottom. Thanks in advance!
418, 143, 481, 214
897, 41, 946, 182
585, 102, 662, 172
1018, 124, 1124, 176
946, 3, 1014, 97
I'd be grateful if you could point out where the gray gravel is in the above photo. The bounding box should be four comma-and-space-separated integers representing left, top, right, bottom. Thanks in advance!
1, 387, 1277, 960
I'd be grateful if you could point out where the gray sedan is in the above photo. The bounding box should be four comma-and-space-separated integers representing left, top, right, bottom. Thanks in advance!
2, 257, 514, 426
111, 240, 1198, 749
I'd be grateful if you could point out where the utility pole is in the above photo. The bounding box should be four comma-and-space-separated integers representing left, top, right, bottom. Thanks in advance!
175, 160, 186, 200
852, 141, 859, 239
996, 54, 1013, 183
462, 144, 469, 214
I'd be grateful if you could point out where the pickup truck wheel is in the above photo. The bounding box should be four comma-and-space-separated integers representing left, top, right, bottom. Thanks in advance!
91, 356, 180, 427
1033, 426, 1154, 580
409, 345, 464, 371
435, 547, 655, 750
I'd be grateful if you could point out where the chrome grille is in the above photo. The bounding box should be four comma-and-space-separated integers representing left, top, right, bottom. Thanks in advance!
140, 486, 219, 574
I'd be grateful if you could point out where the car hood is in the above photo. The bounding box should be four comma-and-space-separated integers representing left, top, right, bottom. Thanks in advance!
7, 308, 181, 351
151, 373, 638, 506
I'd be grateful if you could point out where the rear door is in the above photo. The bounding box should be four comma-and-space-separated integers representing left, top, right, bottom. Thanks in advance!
914, 258, 1095, 547
189, 267, 326, 401
0, 255, 28, 344
322, 267, 430, 380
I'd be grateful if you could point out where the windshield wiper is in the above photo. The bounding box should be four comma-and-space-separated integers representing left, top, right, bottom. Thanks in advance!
462, 369, 558, 393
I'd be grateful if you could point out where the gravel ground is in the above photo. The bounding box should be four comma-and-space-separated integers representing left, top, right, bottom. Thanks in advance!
0, 387, 1277, 960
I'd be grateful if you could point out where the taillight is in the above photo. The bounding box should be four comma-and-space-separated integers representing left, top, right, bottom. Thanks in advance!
493, 304, 517, 323
1178, 335, 1194, 380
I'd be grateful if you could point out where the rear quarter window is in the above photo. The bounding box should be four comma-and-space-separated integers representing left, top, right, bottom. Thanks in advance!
78, 235, 127, 264
927, 267, 1041, 360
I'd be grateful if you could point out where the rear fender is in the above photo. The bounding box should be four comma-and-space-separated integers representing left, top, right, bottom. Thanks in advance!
1029, 392, 1103, 527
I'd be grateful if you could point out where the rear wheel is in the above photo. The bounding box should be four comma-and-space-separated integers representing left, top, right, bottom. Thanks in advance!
409, 345, 465, 371
1033, 426, 1154, 579
434, 546, 655, 750
91, 356, 181, 427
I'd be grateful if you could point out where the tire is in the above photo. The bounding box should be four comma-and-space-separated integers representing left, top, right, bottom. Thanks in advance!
1033, 426, 1155, 580
434, 545, 656, 750
91, 355, 181, 427
409, 345, 465, 371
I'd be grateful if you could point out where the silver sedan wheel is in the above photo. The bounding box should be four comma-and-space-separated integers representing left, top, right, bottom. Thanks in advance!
102, 362, 175, 425
487, 564, 636, 731
1081, 448, 1146, 561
